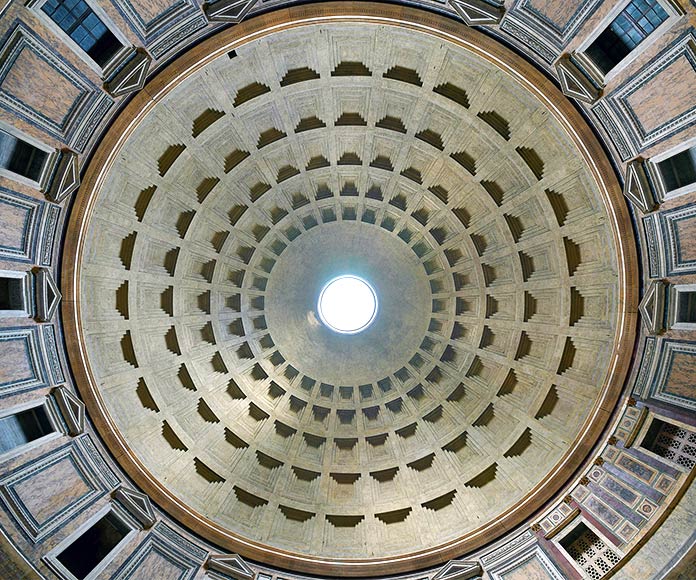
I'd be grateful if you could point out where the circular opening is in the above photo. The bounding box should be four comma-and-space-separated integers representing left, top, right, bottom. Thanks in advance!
318, 275, 378, 334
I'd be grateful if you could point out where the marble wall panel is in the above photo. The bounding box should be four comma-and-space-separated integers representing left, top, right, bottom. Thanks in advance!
642, 203, 696, 279
0, 326, 47, 397
0, 436, 117, 541
0, 187, 44, 263
0, 22, 112, 151
648, 339, 696, 411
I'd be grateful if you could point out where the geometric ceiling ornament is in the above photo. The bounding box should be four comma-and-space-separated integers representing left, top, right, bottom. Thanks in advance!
432, 559, 483, 580
448, 0, 504, 26
113, 486, 157, 529
51, 386, 85, 436
204, 0, 258, 22
34, 267, 61, 322
555, 54, 601, 105
624, 158, 658, 214
639, 280, 666, 335
104, 49, 152, 98
206, 553, 255, 579
44, 149, 79, 204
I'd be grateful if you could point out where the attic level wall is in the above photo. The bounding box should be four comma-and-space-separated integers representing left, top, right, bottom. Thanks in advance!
0, 1, 694, 580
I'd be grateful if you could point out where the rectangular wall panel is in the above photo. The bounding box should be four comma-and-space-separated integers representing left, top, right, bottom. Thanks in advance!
0, 436, 119, 541
0, 187, 44, 263
0, 327, 48, 397
0, 22, 113, 151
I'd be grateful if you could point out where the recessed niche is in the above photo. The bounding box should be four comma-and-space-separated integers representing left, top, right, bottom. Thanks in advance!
280, 505, 315, 522
433, 82, 469, 107
421, 490, 456, 511
464, 463, 497, 488
370, 467, 398, 482
415, 129, 444, 150
233, 82, 270, 106
158, 144, 186, 176
326, 515, 364, 528
383, 65, 422, 86
336, 112, 367, 126
295, 116, 325, 132
376, 508, 411, 524
192, 108, 225, 138
376, 115, 406, 133
234, 486, 268, 507
280, 67, 320, 86
331, 61, 371, 76
477, 110, 510, 140
225, 149, 250, 173
136, 378, 158, 413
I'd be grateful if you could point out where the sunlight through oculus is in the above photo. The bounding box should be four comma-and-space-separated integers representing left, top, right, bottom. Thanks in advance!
318, 275, 378, 334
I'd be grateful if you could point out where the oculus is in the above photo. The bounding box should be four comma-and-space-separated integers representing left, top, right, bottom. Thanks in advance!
317, 275, 378, 334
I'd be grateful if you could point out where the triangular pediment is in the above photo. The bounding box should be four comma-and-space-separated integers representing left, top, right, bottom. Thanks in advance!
555, 56, 600, 105
204, 0, 258, 22
35, 268, 61, 322
106, 51, 151, 97
45, 150, 79, 203
624, 159, 657, 213
52, 386, 85, 436
639, 280, 666, 335
433, 559, 483, 580
207, 553, 254, 579
113, 486, 156, 528
449, 0, 503, 25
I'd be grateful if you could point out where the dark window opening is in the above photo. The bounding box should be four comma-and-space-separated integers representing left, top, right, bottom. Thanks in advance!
585, 0, 669, 74
677, 291, 696, 324
657, 147, 696, 193
0, 276, 24, 311
0, 406, 53, 454
56, 511, 130, 579
642, 418, 696, 469
0, 130, 48, 181
42, 0, 122, 67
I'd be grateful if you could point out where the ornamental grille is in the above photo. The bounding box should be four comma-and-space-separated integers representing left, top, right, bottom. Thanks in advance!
562, 523, 620, 579
648, 420, 696, 470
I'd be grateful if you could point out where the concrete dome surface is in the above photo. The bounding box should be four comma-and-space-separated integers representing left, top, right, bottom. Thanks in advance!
70, 17, 636, 572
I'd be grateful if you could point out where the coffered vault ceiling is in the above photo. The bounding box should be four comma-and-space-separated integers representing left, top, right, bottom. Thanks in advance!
66, 13, 637, 576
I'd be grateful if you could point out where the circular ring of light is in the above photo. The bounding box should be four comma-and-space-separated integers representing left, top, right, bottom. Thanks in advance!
317, 275, 378, 334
